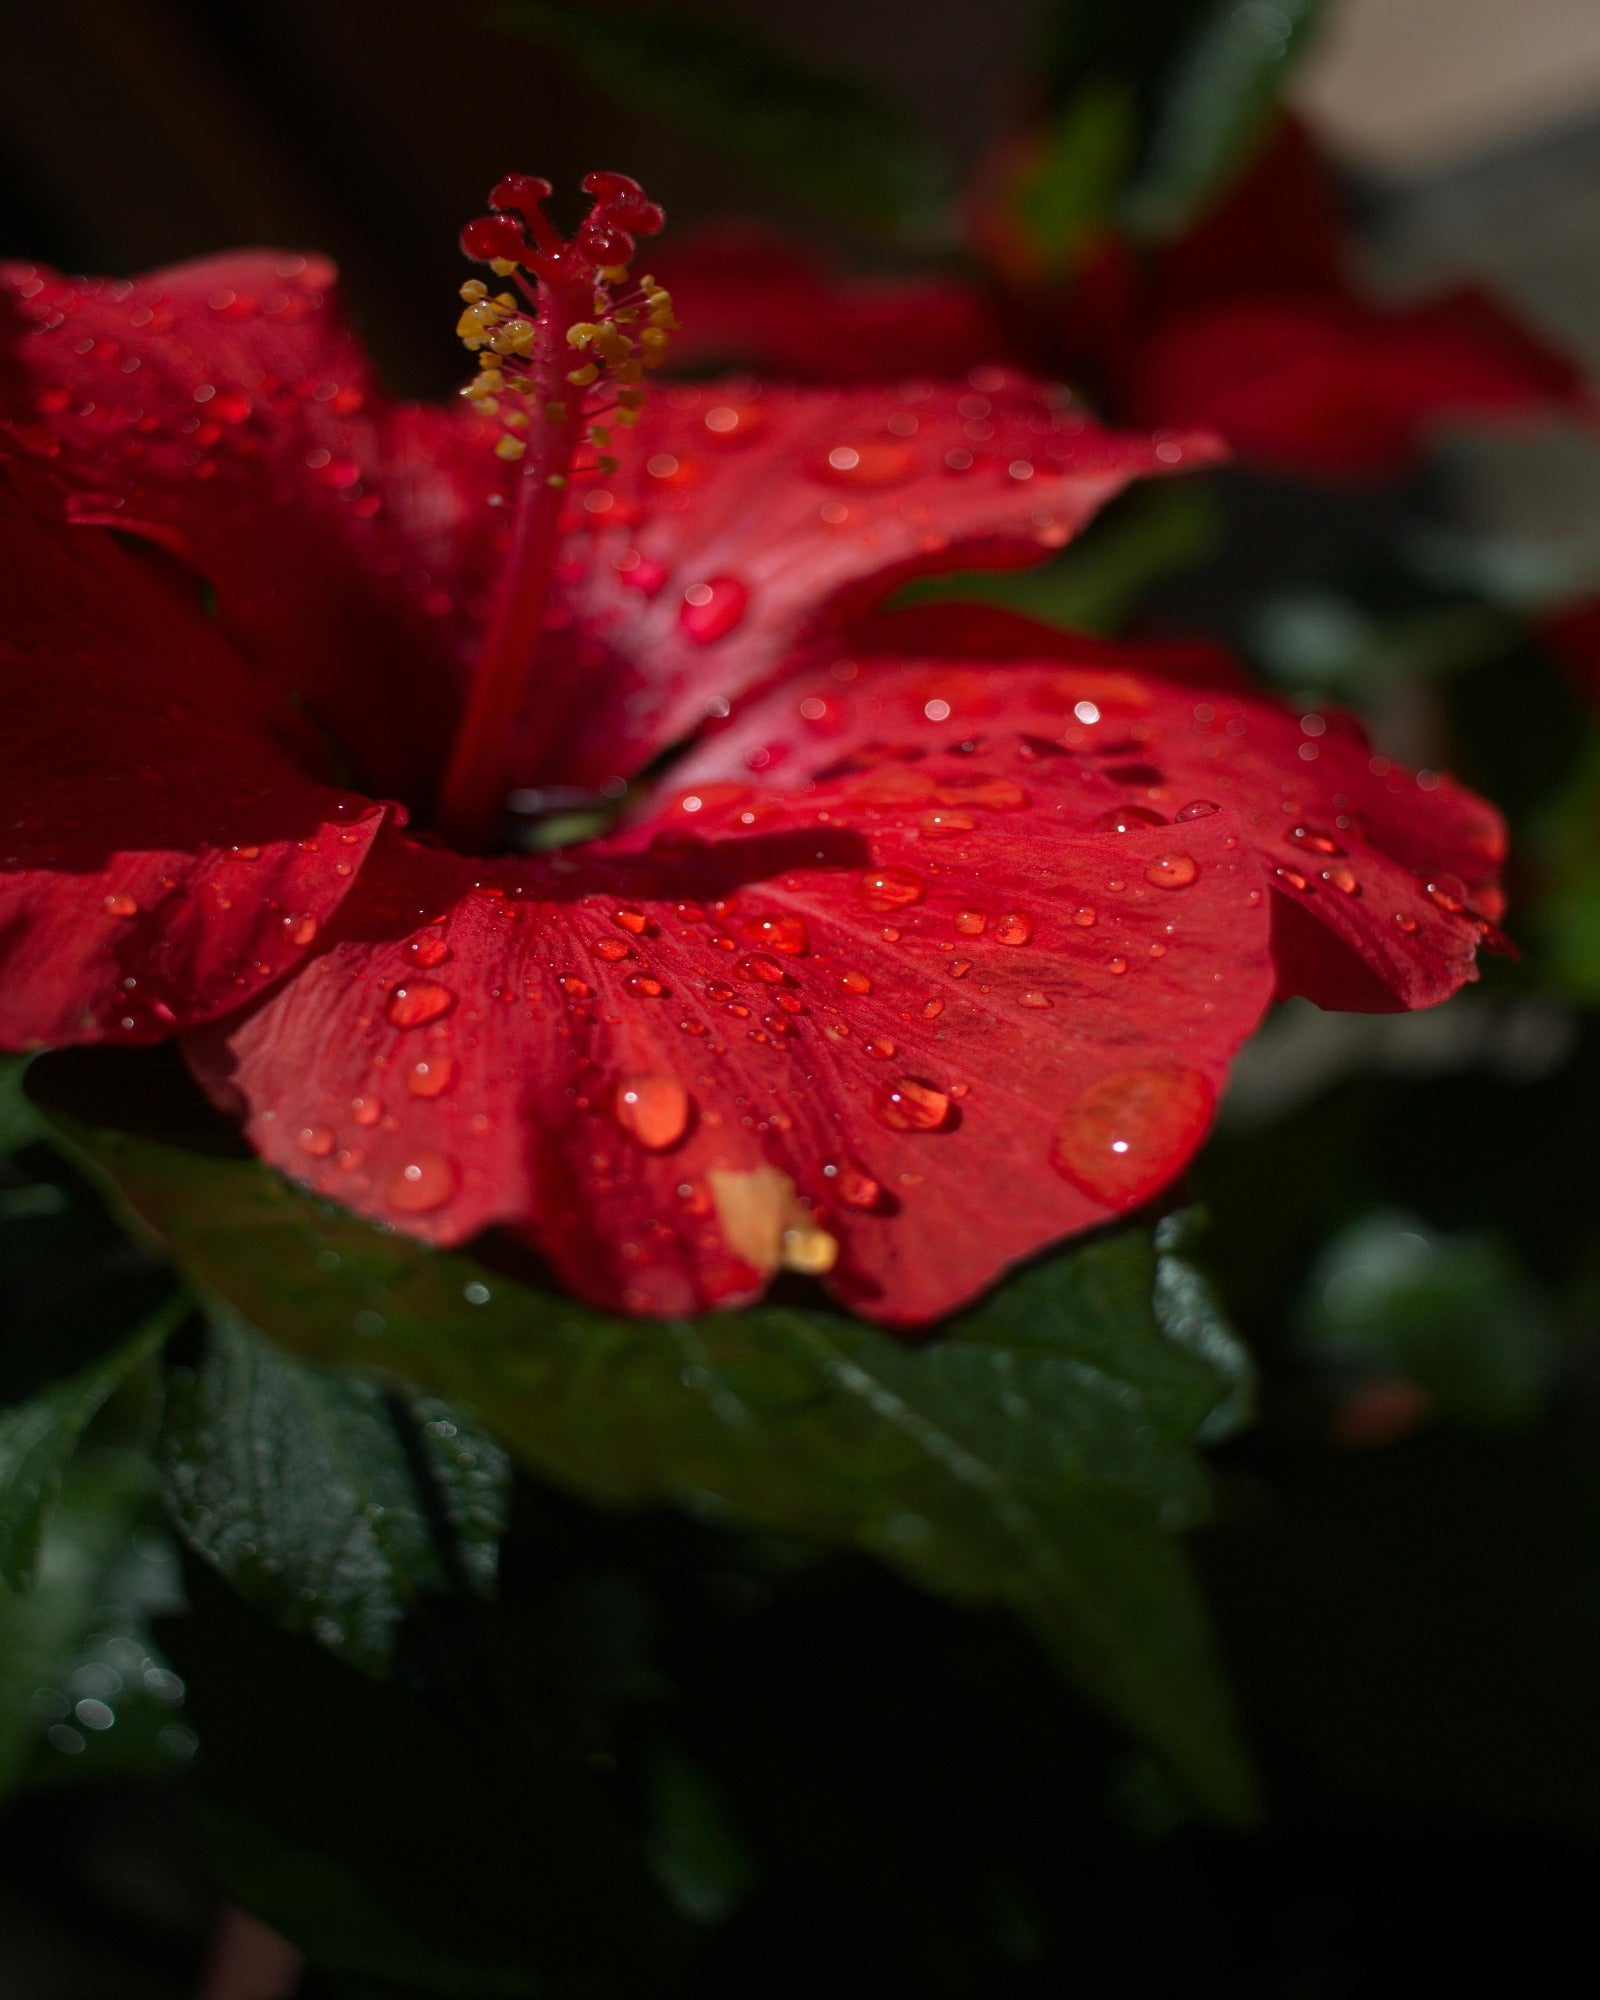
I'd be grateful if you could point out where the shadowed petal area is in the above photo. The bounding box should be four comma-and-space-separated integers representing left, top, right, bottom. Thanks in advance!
517, 376, 1221, 786
0, 468, 387, 1047
0, 253, 500, 800
185, 770, 1272, 1325
654, 227, 1004, 381
662, 617, 1505, 1011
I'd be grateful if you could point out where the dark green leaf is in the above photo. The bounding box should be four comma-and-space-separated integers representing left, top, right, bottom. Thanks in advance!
34, 1049, 1257, 1819
498, 1, 955, 245
0, 1055, 41, 1157
0, 1296, 184, 1589
645, 1744, 759, 1925
159, 1310, 510, 1676
1006, 80, 1140, 279
1120, 0, 1329, 239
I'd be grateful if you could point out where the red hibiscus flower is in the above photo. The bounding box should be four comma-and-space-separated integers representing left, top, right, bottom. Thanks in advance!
662, 118, 1586, 480
0, 173, 1504, 1324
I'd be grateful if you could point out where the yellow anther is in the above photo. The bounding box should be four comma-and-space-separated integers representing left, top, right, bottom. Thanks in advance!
544, 400, 567, 422
615, 408, 641, 428
461, 376, 500, 402
588, 424, 611, 448
612, 361, 643, 386
489, 257, 519, 277
495, 435, 526, 460
640, 326, 669, 351
596, 454, 619, 474
567, 323, 602, 349
494, 292, 517, 309
546, 472, 568, 488
477, 352, 503, 372
616, 388, 645, 412
459, 279, 488, 303
599, 263, 630, 284
566, 362, 600, 387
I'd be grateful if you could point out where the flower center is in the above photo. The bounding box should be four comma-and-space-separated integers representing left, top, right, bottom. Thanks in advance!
434, 171, 674, 852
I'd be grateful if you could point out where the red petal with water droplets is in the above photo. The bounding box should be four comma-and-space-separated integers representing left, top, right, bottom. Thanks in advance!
654, 227, 1004, 381
0, 466, 386, 1047
0, 253, 500, 800
663, 629, 1504, 1011
185, 777, 1271, 1325
519, 376, 1223, 786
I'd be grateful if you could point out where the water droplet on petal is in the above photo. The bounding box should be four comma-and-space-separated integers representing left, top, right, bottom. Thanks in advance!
283, 911, 319, 946
1273, 867, 1311, 893
679, 576, 748, 643
351, 1095, 383, 1126
1145, 853, 1198, 891
817, 440, 917, 487
874, 1077, 951, 1132
405, 932, 450, 967
386, 981, 454, 1027
839, 969, 873, 995
1321, 866, 1360, 896
612, 907, 648, 934
921, 997, 944, 1019
615, 1074, 691, 1150
1290, 824, 1342, 855
1425, 874, 1467, 913
1395, 912, 1420, 934
920, 809, 975, 837
296, 1125, 335, 1157
1176, 800, 1218, 821
745, 912, 809, 955
405, 1056, 456, 1098
836, 1163, 882, 1210
1018, 990, 1051, 1008
595, 937, 629, 962
866, 1034, 897, 1058
385, 1152, 457, 1214
858, 867, 924, 912
950, 958, 973, 977
1050, 1067, 1214, 1210
954, 909, 988, 935
1094, 806, 1167, 834
994, 912, 1033, 946
103, 892, 139, 918
1073, 905, 1097, 927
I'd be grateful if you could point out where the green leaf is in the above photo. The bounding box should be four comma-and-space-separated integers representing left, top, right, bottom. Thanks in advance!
159, 1310, 511, 1676
0, 1296, 185, 1589
1008, 79, 1140, 280
33, 1049, 1257, 1820
0, 1055, 41, 1157
1120, 0, 1329, 239
497, 1, 956, 246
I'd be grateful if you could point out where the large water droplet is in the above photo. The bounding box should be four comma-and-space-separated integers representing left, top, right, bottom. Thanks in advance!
405, 1056, 455, 1098
816, 440, 917, 487
103, 891, 139, 918
679, 576, 748, 644
385, 1152, 457, 1214
386, 981, 454, 1027
874, 1077, 951, 1132
745, 912, 808, 955
1425, 874, 1467, 913
954, 909, 987, 936
1145, 853, 1198, 891
405, 932, 450, 968
614, 1075, 691, 1151
284, 911, 319, 947
1321, 865, 1360, 896
839, 968, 873, 994
1049, 1067, 1213, 1210
296, 1125, 335, 1157
858, 867, 924, 912
994, 912, 1033, 946
1176, 800, 1218, 821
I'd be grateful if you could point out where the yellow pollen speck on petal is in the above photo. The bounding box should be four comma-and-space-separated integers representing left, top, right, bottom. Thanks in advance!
495, 435, 526, 460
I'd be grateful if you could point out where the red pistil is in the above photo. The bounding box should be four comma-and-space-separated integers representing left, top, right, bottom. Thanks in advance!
436, 173, 668, 852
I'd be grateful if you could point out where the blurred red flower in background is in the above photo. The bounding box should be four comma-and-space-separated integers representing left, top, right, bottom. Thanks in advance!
0, 174, 1505, 1324
661, 119, 1587, 479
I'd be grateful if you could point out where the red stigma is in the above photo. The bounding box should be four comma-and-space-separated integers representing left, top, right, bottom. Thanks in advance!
459, 169, 665, 280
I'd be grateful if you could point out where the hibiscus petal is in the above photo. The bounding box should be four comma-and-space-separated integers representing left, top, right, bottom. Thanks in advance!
0, 468, 386, 1047
0, 253, 500, 799
521, 375, 1222, 786
653, 226, 1003, 381
185, 765, 1272, 1326
1126, 294, 1585, 479
660, 630, 1505, 1011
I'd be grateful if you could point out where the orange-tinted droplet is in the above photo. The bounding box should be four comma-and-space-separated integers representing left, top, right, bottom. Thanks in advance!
1049, 1067, 1214, 1211
1321, 866, 1361, 896
874, 1077, 951, 1132
679, 576, 748, 644
626, 974, 665, 998
405, 932, 451, 968
386, 981, 454, 1028
385, 1152, 458, 1214
858, 867, 924, 912
612, 907, 649, 934
1094, 806, 1167, 834
284, 911, 319, 947
1145, 853, 1198, 891
1395, 912, 1420, 934
954, 909, 988, 936
839, 969, 873, 994
922, 997, 944, 1019
1018, 990, 1051, 1008
1073, 905, 1097, 927
350, 1095, 383, 1127
920, 809, 975, 837
746, 913, 809, 955
950, 958, 973, 977
816, 440, 917, 487
1291, 825, 1342, 855
296, 1125, 335, 1158
836, 1165, 882, 1210
1426, 874, 1467, 913
1274, 867, 1310, 893
614, 1074, 691, 1151
1176, 800, 1218, 821
405, 1055, 455, 1099
595, 937, 630, 961
865, 1035, 897, 1059
994, 912, 1033, 946
103, 891, 139, 918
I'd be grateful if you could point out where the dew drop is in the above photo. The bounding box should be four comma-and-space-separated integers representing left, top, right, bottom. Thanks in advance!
612, 907, 648, 934
350, 1095, 383, 1126
385, 1152, 457, 1214
994, 912, 1033, 946
950, 958, 973, 978
626, 973, 665, 998
954, 909, 988, 935
595, 937, 630, 961
103, 891, 139, 918
920, 809, 975, 837
614, 1074, 691, 1151
1145, 853, 1198, 891
386, 981, 454, 1027
858, 867, 924, 912
283, 911, 319, 947
1094, 806, 1167, 834
874, 1077, 951, 1132
817, 440, 917, 487
1291, 825, 1343, 855
921, 997, 945, 1019
1395, 912, 1420, 934
836, 1164, 882, 1210
1273, 867, 1311, 893
558, 974, 591, 999
1049, 1068, 1214, 1210
405, 932, 450, 968
1018, 990, 1051, 1008
866, 1035, 897, 1059
679, 576, 748, 644
1321, 865, 1361, 896
1176, 800, 1219, 821
1425, 874, 1467, 913
405, 1056, 456, 1098
839, 969, 873, 995
1073, 905, 1097, 927
746, 913, 809, 955
1108, 955, 1128, 974
296, 1125, 335, 1158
